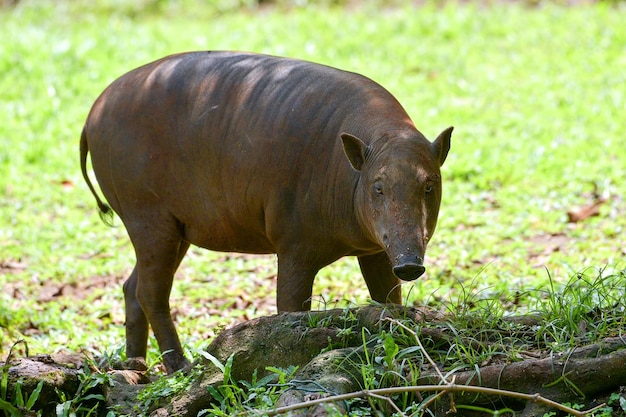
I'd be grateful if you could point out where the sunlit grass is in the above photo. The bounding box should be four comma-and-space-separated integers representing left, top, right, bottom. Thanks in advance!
1, 0, 625, 361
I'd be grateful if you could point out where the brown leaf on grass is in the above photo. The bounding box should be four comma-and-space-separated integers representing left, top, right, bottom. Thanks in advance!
566, 197, 607, 223
0, 260, 27, 273
567, 182, 609, 223
35, 274, 125, 302
51, 179, 75, 190
528, 233, 570, 268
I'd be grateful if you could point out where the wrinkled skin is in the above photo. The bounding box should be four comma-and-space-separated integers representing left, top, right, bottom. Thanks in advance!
80, 52, 452, 373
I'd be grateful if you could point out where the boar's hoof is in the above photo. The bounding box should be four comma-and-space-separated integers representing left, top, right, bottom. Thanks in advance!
393, 260, 425, 281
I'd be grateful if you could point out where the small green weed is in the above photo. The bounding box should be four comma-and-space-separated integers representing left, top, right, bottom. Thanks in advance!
608, 392, 626, 414
54, 363, 111, 417
332, 268, 626, 415
0, 372, 43, 417
133, 366, 201, 415
1, 354, 111, 417
0, 341, 43, 417
535, 268, 626, 349
198, 351, 297, 416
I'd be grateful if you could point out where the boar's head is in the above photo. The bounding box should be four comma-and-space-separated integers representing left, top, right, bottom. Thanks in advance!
342, 126, 452, 281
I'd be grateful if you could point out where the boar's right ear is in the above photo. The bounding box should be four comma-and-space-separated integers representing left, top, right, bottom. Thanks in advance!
341, 133, 370, 172
433, 126, 453, 166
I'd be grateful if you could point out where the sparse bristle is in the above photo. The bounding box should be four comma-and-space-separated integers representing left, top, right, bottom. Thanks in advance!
98, 203, 115, 227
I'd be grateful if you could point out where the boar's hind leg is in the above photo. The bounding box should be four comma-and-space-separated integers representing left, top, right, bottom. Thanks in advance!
125, 224, 190, 374
123, 266, 149, 363
358, 252, 402, 305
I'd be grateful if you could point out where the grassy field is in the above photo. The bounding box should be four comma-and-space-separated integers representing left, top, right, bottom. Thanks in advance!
1, 0, 625, 373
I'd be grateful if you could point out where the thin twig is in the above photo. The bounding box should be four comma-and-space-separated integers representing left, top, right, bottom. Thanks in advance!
386, 318, 449, 384
4, 339, 28, 365
412, 388, 448, 415
260, 384, 590, 417
367, 392, 404, 415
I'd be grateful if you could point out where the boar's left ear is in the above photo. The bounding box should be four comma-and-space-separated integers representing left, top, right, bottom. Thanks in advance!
341, 133, 370, 172
432, 126, 453, 166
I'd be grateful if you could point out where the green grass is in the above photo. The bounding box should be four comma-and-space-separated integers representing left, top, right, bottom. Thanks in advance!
1, 0, 625, 374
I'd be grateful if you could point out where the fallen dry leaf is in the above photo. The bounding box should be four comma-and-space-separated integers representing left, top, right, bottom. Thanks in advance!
0, 260, 28, 273
566, 197, 607, 223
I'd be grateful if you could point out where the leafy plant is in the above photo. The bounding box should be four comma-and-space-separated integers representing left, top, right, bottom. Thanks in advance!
0, 340, 43, 417
534, 268, 626, 349
54, 363, 111, 417
0, 372, 43, 417
198, 351, 297, 416
132, 364, 200, 415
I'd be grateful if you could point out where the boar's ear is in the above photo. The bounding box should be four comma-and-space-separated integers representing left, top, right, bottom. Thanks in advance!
341, 132, 370, 172
432, 126, 453, 166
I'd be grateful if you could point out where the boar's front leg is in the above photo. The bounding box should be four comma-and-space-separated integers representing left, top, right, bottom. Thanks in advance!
275, 252, 320, 312
358, 252, 402, 305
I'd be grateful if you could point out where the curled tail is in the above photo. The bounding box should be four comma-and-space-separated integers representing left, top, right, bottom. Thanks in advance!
80, 126, 114, 226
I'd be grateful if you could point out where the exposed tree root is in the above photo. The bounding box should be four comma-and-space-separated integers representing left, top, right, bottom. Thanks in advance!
3, 306, 625, 416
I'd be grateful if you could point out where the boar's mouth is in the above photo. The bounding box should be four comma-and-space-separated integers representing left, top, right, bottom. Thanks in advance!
392, 255, 425, 281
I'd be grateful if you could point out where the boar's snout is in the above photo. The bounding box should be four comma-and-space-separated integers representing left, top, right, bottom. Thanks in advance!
392, 255, 425, 281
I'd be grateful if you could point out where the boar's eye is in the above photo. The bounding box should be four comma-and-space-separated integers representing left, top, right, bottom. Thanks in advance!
373, 183, 384, 195
425, 184, 433, 194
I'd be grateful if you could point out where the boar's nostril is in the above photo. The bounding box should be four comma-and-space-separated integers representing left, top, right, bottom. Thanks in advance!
393, 263, 426, 281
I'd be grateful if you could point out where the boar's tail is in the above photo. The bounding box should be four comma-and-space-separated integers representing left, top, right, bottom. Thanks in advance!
80, 126, 114, 226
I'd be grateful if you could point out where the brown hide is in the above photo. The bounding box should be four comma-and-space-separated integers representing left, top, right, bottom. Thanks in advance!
80, 51, 452, 373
